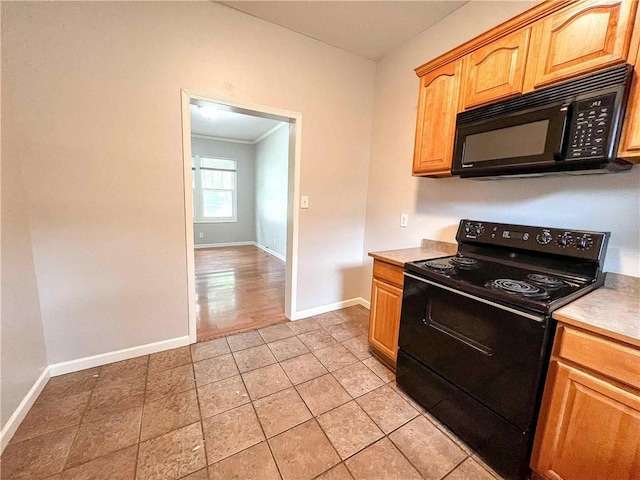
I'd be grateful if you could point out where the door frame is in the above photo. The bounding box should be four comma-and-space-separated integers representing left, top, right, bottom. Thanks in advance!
181, 89, 302, 343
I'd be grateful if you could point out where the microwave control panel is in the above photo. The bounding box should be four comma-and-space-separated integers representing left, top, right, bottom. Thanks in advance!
568, 93, 615, 159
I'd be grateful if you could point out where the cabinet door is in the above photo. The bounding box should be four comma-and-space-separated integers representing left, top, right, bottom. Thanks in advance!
619, 47, 640, 162
532, 361, 640, 480
526, 0, 637, 89
368, 278, 402, 365
463, 28, 531, 109
413, 61, 463, 177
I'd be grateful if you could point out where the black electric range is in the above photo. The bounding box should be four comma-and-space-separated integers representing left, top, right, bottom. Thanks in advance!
396, 219, 609, 480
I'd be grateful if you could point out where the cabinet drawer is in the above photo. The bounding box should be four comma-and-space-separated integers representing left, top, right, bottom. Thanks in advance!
372, 260, 404, 288
556, 325, 640, 390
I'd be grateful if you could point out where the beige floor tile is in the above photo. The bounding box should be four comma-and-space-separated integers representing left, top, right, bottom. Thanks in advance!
137, 422, 206, 480
362, 357, 395, 383
98, 356, 148, 386
341, 335, 371, 360
296, 374, 352, 416
58, 445, 137, 480
344, 437, 422, 480
323, 323, 362, 343
0, 426, 76, 480
258, 323, 295, 343
191, 338, 230, 362
38, 368, 100, 401
332, 362, 384, 398
242, 363, 292, 400
389, 416, 467, 480
446, 457, 498, 480
180, 468, 209, 480
208, 441, 281, 480
298, 330, 337, 351
66, 406, 142, 467
313, 312, 346, 328
280, 353, 328, 385
140, 389, 200, 441
316, 463, 354, 480
11, 390, 91, 443
267, 336, 310, 362
317, 401, 383, 460
287, 318, 321, 335
85, 376, 145, 420
312, 344, 358, 372
254, 387, 312, 438
148, 346, 192, 374
269, 419, 340, 480
335, 307, 369, 323
202, 404, 265, 464
197, 375, 250, 419
145, 364, 195, 403
356, 385, 418, 434
226, 330, 264, 352
233, 344, 277, 373
193, 354, 239, 387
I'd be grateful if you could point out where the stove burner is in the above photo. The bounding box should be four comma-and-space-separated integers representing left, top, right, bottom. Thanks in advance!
423, 261, 454, 272
450, 257, 479, 268
527, 273, 567, 289
485, 279, 549, 299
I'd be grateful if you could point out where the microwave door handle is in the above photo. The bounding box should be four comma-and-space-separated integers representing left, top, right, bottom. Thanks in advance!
554, 104, 572, 161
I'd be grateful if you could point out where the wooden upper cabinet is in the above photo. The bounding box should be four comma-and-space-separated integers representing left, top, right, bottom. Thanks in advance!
525, 0, 638, 90
619, 46, 640, 162
463, 28, 532, 109
413, 61, 463, 176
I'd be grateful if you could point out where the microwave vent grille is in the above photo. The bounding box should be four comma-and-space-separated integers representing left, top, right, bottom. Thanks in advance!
458, 64, 632, 125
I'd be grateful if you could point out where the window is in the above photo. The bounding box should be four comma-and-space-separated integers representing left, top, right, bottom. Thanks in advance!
192, 156, 237, 223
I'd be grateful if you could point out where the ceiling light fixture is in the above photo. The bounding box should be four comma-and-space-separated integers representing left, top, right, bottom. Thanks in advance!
198, 105, 219, 120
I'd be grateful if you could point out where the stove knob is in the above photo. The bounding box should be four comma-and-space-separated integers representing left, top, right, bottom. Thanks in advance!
475, 224, 485, 236
464, 222, 472, 234
558, 232, 573, 247
577, 235, 593, 249
536, 231, 552, 245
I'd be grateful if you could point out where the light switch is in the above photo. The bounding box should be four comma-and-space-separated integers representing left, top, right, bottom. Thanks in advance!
301, 196, 309, 209
400, 214, 408, 228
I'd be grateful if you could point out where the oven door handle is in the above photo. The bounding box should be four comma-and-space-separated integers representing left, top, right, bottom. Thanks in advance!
404, 272, 545, 323
424, 317, 493, 357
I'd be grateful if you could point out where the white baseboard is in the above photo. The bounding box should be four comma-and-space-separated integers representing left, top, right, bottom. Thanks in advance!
1, 367, 51, 453
254, 242, 285, 262
48, 336, 190, 377
291, 297, 369, 320
194, 241, 255, 249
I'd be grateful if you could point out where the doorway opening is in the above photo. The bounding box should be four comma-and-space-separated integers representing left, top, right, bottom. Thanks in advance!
181, 90, 302, 343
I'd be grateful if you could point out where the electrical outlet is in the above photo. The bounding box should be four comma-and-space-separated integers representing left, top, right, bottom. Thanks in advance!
400, 214, 408, 228
199, 232, 204, 238
273, 238, 277, 245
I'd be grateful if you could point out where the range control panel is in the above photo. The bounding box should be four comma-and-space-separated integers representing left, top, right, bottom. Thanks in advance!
456, 220, 609, 261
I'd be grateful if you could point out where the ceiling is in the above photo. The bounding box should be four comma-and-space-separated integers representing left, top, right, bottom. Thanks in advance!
218, 1, 468, 60
190, 101, 285, 143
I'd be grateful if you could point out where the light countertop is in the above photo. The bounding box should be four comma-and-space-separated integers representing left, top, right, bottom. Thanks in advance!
553, 273, 640, 348
368, 240, 457, 267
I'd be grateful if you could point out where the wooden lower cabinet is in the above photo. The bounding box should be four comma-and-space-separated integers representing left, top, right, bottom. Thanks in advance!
531, 326, 640, 480
368, 260, 404, 367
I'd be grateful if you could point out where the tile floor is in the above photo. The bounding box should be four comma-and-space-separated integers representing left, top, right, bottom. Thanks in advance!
1, 306, 501, 480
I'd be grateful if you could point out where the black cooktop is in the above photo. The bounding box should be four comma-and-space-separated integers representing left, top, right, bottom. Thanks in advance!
405, 254, 600, 315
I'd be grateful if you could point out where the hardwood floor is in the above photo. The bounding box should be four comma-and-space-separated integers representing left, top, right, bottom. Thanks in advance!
195, 245, 286, 341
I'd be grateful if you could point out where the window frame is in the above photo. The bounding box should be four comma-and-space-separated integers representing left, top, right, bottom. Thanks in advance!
191, 155, 238, 224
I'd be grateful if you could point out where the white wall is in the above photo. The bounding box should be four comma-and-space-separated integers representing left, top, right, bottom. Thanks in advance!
1, 130, 48, 429
191, 137, 256, 245
361, 0, 640, 299
2, 1, 375, 364
255, 124, 289, 258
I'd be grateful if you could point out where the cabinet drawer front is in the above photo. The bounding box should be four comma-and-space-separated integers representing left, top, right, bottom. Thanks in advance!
556, 326, 640, 389
372, 260, 404, 287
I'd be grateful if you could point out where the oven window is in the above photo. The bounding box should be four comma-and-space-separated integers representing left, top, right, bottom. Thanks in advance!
463, 120, 550, 163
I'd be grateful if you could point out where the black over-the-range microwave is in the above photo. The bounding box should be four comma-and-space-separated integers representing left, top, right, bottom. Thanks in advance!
451, 64, 634, 178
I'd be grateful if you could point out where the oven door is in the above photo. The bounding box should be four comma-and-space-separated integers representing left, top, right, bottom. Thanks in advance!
398, 273, 551, 431
451, 103, 570, 177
